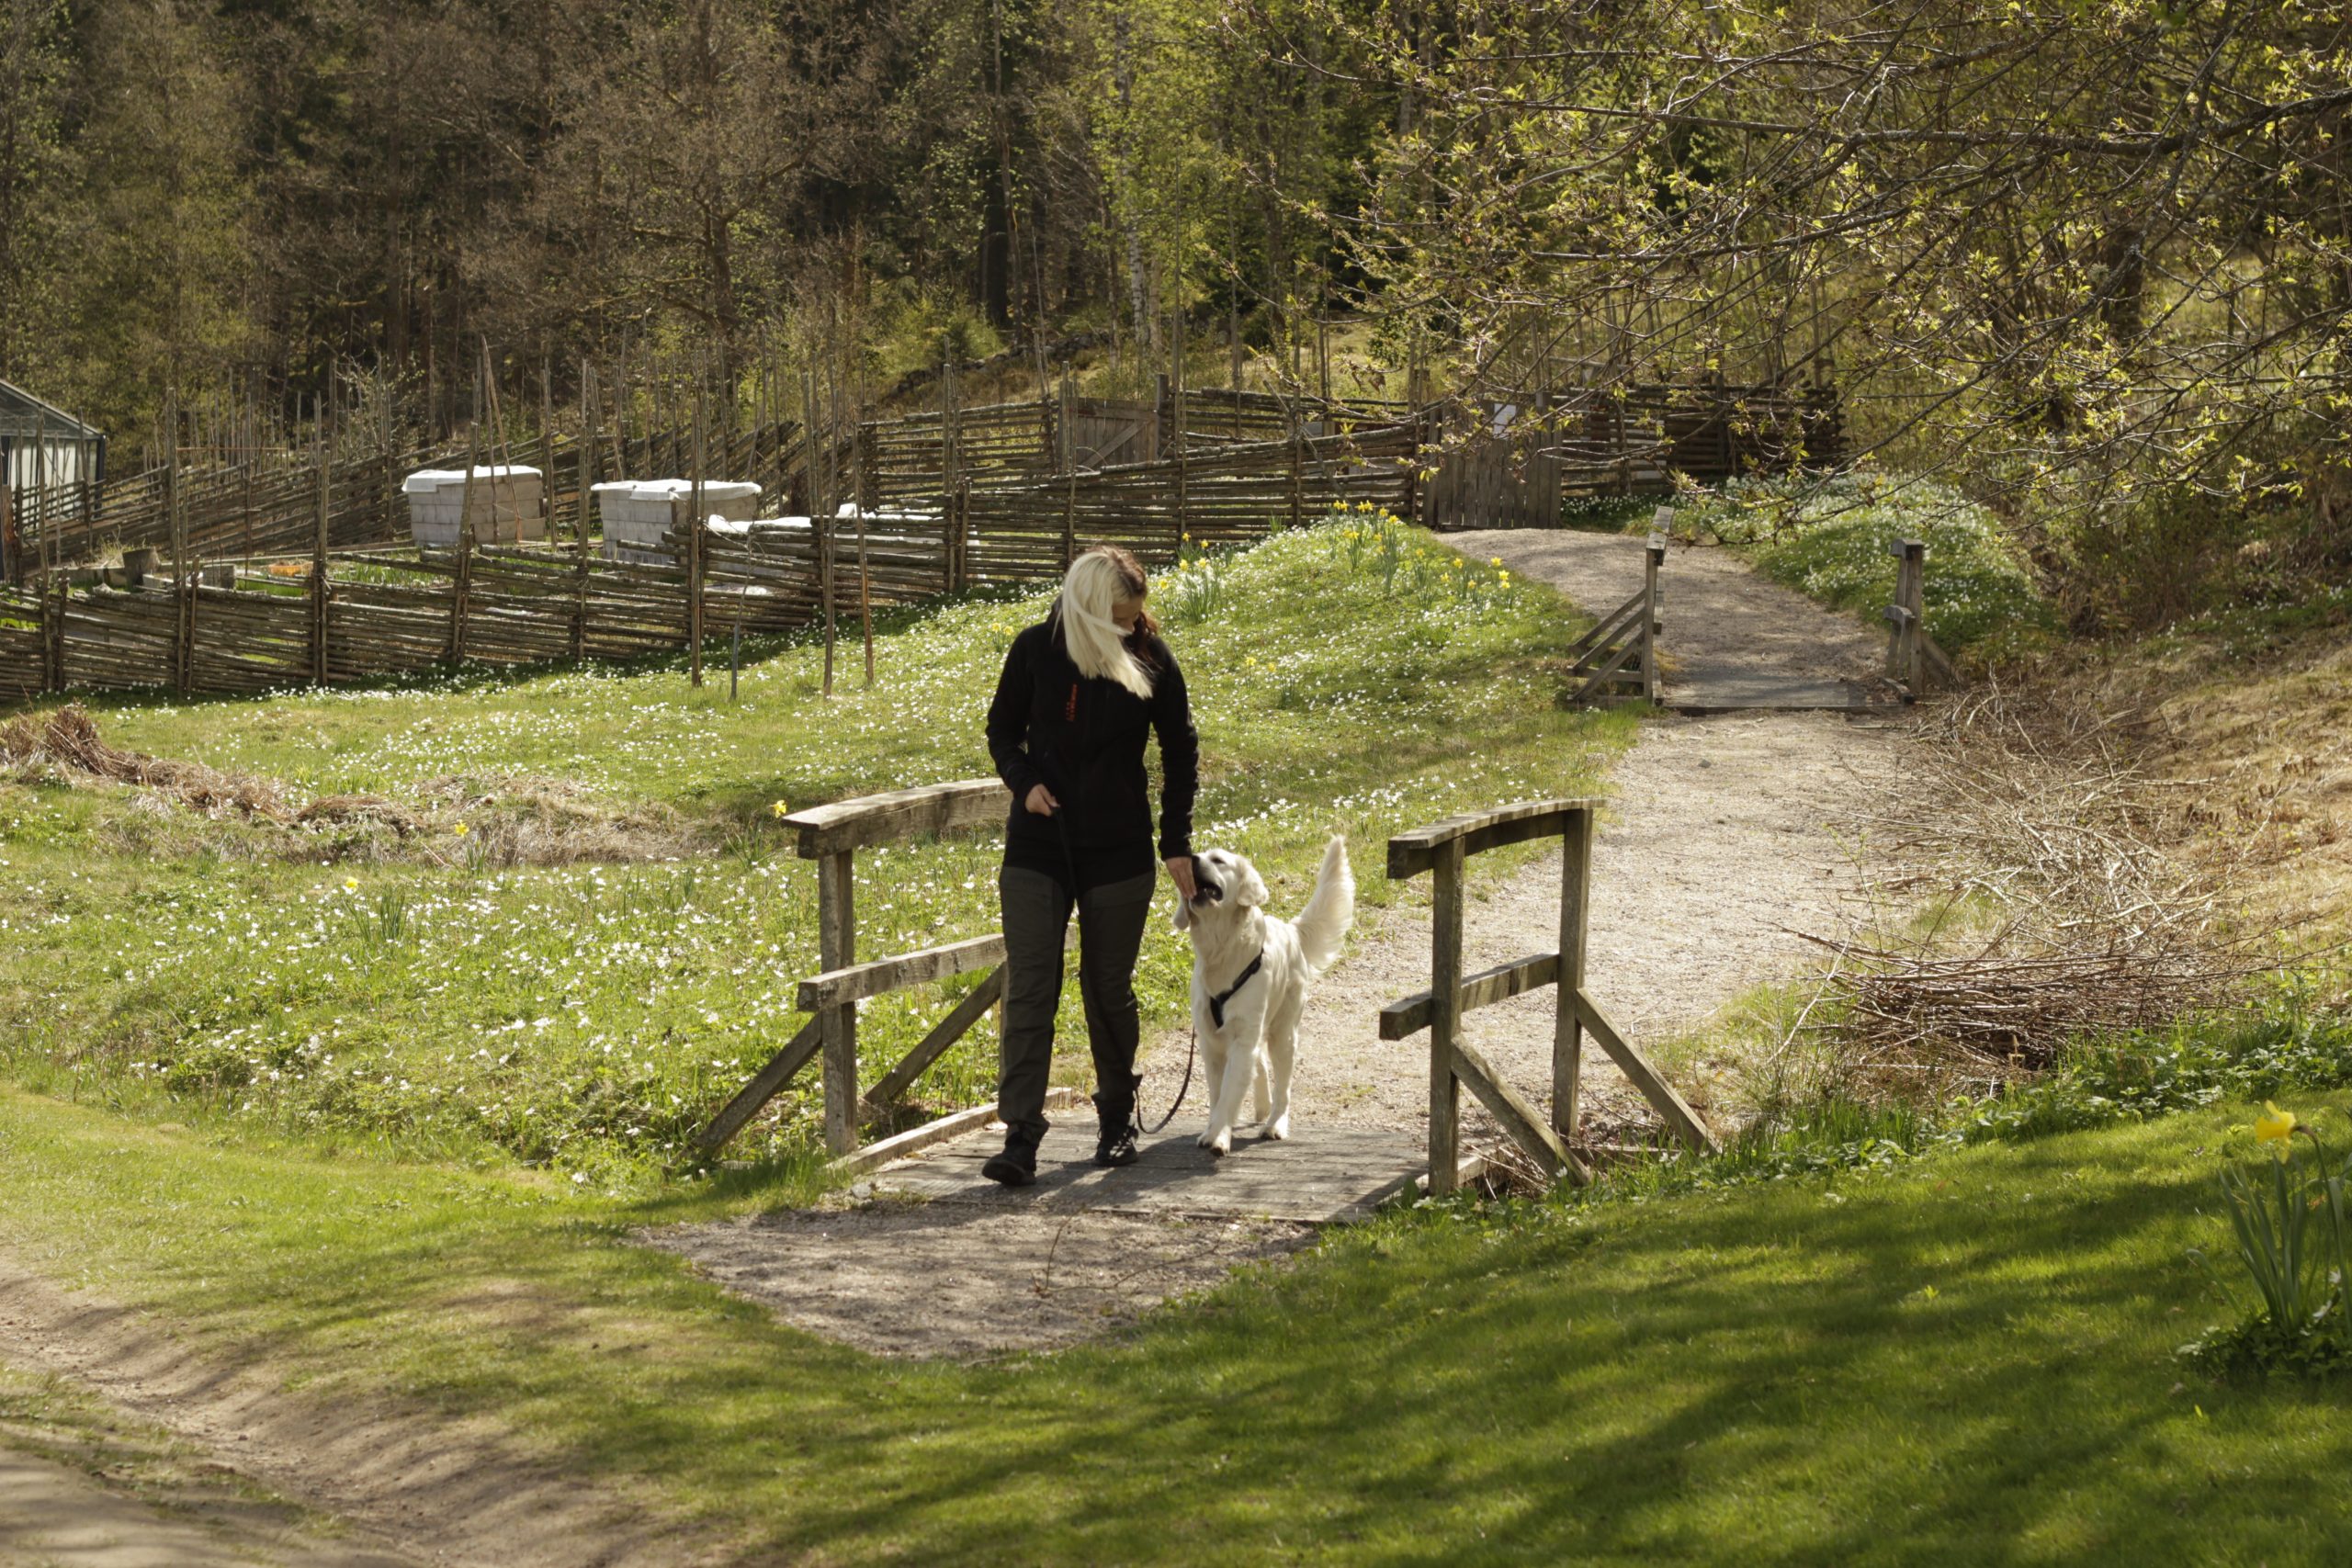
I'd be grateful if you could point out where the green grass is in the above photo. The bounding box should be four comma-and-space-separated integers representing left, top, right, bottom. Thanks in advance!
1, 516, 1634, 1178
0, 1081, 2346, 1563
11, 504, 2352, 1562
1674, 473, 2057, 661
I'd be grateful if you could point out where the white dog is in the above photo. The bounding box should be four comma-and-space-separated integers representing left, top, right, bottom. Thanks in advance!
1171, 836, 1353, 1156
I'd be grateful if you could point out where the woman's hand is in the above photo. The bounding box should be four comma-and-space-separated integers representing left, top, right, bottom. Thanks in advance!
1024, 784, 1059, 816
1165, 856, 1197, 901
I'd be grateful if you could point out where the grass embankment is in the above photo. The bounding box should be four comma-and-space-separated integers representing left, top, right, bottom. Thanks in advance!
4, 1081, 2350, 1562
1671, 474, 2057, 662
0, 517, 1633, 1178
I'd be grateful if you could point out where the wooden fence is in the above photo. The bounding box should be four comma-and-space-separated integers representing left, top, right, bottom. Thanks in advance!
1381, 797, 1718, 1195
0, 412, 1426, 703
1419, 380, 1842, 528
5, 416, 808, 578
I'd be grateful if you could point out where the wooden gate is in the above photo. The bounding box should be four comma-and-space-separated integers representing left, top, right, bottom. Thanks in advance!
1380, 797, 1717, 1195
1419, 393, 1564, 529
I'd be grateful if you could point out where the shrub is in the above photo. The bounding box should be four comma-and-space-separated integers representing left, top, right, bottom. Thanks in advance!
1676, 474, 2055, 660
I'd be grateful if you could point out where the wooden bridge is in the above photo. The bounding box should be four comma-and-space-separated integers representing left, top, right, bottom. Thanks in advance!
692, 776, 1724, 1224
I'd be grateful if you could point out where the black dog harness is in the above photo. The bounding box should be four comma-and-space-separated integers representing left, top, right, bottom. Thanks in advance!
1207, 948, 1265, 1029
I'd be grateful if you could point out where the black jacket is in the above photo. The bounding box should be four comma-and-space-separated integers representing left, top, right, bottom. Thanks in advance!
986, 605, 1198, 889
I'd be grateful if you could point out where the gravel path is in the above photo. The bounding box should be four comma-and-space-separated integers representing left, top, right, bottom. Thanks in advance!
1139, 529, 1914, 1145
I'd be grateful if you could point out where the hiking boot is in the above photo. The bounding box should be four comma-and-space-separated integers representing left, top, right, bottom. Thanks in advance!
981, 1128, 1040, 1188
1091, 1071, 1145, 1168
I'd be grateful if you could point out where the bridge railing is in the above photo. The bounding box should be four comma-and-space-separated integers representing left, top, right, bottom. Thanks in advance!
1381, 797, 1718, 1195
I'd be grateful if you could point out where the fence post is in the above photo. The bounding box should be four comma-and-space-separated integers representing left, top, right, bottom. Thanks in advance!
1884, 537, 1924, 689
1287, 428, 1303, 532
1640, 532, 1665, 703
688, 389, 706, 688
311, 420, 330, 686
450, 434, 479, 663
1427, 836, 1465, 1196
818, 848, 859, 1156
1554, 806, 1592, 1141
574, 361, 595, 660
40, 577, 61, 692
165, 408, 193, 697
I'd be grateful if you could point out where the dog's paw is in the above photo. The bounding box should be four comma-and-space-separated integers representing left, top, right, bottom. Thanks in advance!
1263, 1113, 1291, 1141
1203, 1127, 1233, 1157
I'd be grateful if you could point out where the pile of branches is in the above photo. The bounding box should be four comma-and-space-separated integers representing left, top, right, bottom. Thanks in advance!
1782, 680, 2286, 1100
0, 704, 419, 834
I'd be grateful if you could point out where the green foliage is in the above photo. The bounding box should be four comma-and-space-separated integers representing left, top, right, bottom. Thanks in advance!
2181, 1108, 2352, 1379
1678, 474, 2056, 660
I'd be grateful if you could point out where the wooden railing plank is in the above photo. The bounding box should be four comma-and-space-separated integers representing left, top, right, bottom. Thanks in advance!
1570, 987, 1719, 1155
1386, 796, 1602, 880
785, 778, 1010, 859
1451, 1038, 1592, 1187
864, 964, 1007, 1108
797, 933, 1007, 1011
1380, 952, 1561, 1041
695, 1014, 824, 1152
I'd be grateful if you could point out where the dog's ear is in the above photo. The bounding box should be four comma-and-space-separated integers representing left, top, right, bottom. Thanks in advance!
1236, 858, 1270, 908
1170, 895, 1193, 932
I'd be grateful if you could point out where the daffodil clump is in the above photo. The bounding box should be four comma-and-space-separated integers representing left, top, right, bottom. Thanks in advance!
1315, 502, 1517, 607
2183, 1099, 2352, 1377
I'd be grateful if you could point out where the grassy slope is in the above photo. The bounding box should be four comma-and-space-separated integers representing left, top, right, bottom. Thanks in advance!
0, 1085, 2343, 1564
1669, 474, 2056, 661
0, 520, 1634, 1174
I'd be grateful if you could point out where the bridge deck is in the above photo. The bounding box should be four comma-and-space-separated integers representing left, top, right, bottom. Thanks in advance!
869, 1118, 1429, 1225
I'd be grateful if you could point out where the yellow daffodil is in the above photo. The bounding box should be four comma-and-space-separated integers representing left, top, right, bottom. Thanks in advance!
2256, 1101, 2298, 1146
343, 877, 358, 891
769, 799, 791, 819
453, 822, 469, 837
1490, 556, 1504, 567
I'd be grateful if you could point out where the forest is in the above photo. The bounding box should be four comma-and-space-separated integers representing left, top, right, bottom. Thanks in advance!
2, 0, 2347, 622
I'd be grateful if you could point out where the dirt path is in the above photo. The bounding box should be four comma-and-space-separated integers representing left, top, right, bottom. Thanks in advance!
0, 1253, 711, 1568
665, 533, 1922, 1360
1138, 529, 1913, 1146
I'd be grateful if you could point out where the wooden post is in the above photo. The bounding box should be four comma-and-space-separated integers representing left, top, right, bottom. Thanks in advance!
311, 413, 331, 685
1287, 426, 1303, 532
854, 412, 873, 688
1641, 532, 1665, 703
540, 357, 556, 545
688, 384, 706, 687
0, 474, 14, 585
1885, 538, 1924, 686
164, 399, 191, 696
1057, 370, 1076, 568
942, 355, 961, 592
450, 432, 479, 662
1171, 320, 1190, 547
1428, 836, 1464, 1196
818, 848, 859, 1156
574, 361, 595, 659
1554, 806, 1592, 1141
807, 367, 835, 697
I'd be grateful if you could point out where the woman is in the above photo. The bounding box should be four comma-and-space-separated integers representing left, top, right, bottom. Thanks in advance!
981, 545, 1199, 1185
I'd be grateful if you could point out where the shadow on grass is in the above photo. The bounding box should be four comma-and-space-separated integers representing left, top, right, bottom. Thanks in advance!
17, 1086, 2350, 1565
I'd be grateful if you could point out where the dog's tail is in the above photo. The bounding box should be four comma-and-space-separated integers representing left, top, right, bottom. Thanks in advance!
1295, 835, 1354, 977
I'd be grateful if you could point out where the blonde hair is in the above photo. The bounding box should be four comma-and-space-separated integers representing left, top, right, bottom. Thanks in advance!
1056, 547, 1154, 700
